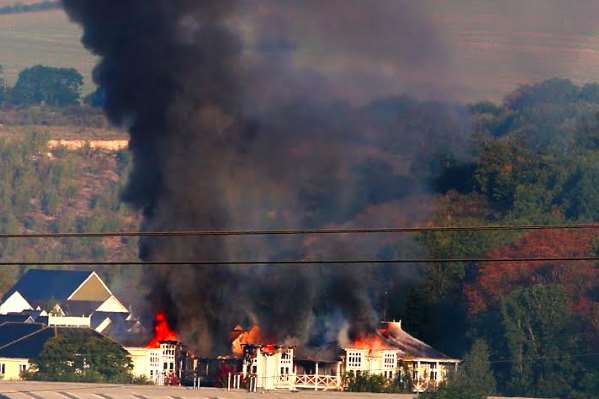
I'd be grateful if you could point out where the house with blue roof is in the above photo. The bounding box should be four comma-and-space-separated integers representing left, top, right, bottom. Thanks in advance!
0, 322, 131, 381
0, 269, 142, 342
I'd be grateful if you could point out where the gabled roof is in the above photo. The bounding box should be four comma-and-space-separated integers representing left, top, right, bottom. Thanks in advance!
4, 269, 94, 303
342, 322, 459, 361
379, 321, 458, 361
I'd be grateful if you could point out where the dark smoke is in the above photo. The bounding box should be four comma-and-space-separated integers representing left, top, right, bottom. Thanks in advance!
62, 0, 471, 354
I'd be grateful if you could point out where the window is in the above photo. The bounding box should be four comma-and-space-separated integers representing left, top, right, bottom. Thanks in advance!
0, 364, 5, 375
163, 362, 168, 370
431, 363, 438, 381
169, 362, 174, 370
19, 364, 27, 373
384, 353, 396, 369
347, 351, 363, 368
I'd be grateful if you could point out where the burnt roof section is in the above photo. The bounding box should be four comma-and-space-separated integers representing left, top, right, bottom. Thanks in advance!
4, 269, 93, 303
295, 343, 341, 363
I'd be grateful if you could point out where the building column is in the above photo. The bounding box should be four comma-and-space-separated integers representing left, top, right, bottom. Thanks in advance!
315, 362, 319, 391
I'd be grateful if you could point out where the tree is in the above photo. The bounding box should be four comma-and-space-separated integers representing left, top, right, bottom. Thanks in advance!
25, 329, 132, 383
465, 229, 599, 315
498, 285, 583, 397
10, 65, 83, 106
420, 339, 496, 399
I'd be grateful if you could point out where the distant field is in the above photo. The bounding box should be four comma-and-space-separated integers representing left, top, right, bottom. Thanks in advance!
1, 5, 599, 103
0, 8, 96, 93
0, 0, 42, 5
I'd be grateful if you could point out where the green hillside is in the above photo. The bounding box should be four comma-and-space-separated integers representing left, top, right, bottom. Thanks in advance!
0, 130, 140, 294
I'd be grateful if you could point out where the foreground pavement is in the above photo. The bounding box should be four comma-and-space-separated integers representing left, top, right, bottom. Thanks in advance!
0, 382, 416, 399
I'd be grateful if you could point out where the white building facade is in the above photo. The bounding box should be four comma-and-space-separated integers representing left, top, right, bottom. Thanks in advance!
342, 321, 460, 392
126, 341, 181, 385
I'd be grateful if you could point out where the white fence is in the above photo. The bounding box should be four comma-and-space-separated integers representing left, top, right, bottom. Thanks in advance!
294, 374, 341, 391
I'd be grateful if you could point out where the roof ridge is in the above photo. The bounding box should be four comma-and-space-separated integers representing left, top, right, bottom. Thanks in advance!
0, 325, 49, 351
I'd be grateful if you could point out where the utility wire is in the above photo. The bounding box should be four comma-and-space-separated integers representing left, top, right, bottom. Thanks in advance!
2, 256, 599, 266
3, 223, 599, 238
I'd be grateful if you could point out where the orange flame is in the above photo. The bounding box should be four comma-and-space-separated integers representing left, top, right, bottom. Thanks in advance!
147, 311, 177, 348
350, 334, 391, 350
231, 325, 263, 355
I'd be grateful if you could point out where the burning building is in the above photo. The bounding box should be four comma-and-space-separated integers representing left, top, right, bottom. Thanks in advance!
341, 321, 460, 392
60, 2, 464, 393
241, 344, 295, 390
197, 320, 458, 392
126, 312, 196, 385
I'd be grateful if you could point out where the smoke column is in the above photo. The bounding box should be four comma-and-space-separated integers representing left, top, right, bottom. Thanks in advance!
63, 0, 471, 354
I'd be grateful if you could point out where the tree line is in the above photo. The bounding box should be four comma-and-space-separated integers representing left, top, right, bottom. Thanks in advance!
0, 1, 60, 15
397, 78, 599, 399
0, 64, 102, 107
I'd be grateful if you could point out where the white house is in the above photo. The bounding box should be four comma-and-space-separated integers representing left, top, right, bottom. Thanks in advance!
241, 344, 295, 390
0, 269, 140, 340
342, 321, 460, 392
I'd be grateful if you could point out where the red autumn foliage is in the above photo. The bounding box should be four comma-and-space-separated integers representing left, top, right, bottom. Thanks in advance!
465, 229, 599, 315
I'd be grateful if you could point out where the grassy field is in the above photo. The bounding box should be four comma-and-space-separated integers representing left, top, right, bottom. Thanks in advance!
1, 5, 599, 103
0, 0, 44, 5
0, 8, 97, 93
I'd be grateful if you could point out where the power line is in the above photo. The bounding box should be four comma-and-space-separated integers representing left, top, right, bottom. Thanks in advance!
4, 223, 599, 239
2, 256, 599, 266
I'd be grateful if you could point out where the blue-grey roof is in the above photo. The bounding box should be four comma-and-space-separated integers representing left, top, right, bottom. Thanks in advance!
0, 324, 112, 359
0, 314, 34, 324
61, 301, 103, 317
0, 327, 54, 359
5, 269, 93, 303
0, 322, 46, 348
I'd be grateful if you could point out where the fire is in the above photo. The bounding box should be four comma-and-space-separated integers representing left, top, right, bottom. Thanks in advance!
350, 334, 392, 350
349, 322, 403, 350
231, 325, 263, 355
146, 311, 177, 348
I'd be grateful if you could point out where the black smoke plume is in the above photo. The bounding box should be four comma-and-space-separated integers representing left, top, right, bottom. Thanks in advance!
62, 0, 471, 354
